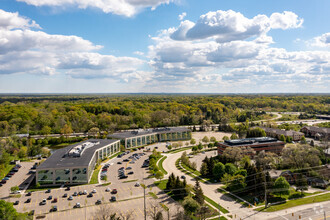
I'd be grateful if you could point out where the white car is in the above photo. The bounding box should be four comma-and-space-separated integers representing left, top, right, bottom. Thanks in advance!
105, 188, 111, 192
92, 189, 97, 193
13, 190, 21, 194
134, 182, 140, 187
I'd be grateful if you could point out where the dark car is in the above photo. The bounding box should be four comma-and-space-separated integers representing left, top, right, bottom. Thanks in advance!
63, 193, 68, 198
128, 171, 134, 175
0, 183, 2, 187
28, 210, 35, 216
13, 201, 19, 205
79, 191, 83, 195
46, 189, 51, 193
126, 167, 132, 170
119, 175, 128, 179
181, 175, 186, 179
73, 192, 78, 196
110, 196, 116, 202
123, 159, 129, 162
87, 193, 93, 198
47, 195, 52, 200
117, 161, 122, 164
52, 198, 57, 203
95, 199, 102, 205
66, 186, 71, 191
26, 192, 32, 196
25, 198, 31, 203
50, 206, 58, 212
111, 189, 117, 194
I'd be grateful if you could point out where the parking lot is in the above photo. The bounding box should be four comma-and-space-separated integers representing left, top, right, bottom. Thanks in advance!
0, 161, 35, 198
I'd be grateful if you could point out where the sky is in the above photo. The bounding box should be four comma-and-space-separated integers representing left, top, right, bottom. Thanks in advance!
0, 0, 329, 93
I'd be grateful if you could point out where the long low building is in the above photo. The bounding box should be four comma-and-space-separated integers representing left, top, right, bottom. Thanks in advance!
108, 127, 191, 148
217, 137, 285, 155
36, 139, 120, 186
254, 126, 304, 141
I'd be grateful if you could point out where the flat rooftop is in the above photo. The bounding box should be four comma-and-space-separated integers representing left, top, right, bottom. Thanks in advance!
223, 137, 280, 146
108, 127, 190, 139
37, 139, 118, 170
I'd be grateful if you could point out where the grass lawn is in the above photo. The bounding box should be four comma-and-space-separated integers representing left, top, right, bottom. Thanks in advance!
0, 164, 15, 179
154, 179, 168, 190
148, 192, 158, 199
158, 156, 168, 175
123, 179, 138, 183
204, 196, 229, 214
254, 193, 330, 212
168, 146, 192, 154
207, 217, 227, 220
90, 165, 101, 184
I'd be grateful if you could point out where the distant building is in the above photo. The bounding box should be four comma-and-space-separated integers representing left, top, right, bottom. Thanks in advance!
301, 126, 330, 140
108, 127, 191, 148
36, 139, 120, 186
254, 126, 304, 141
217, 137, 285, 155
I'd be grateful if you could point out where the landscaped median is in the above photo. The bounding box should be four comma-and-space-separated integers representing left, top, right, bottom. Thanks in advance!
254, 192, 330, 212
90, 164, 101, 184
158, 156, 168, 175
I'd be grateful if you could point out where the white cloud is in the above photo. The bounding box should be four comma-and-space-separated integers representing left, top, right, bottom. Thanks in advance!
178, 12, 186, 20
134, 51, 144, 56
0, 9, 146, 82
170, 10, 303, 42
16, 0, 175, 17
147, 10, 329, 91
310, 32, 330, 48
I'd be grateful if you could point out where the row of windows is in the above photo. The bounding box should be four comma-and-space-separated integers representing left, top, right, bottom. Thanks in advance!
125, 131, 191, 148
37, 168, 87, 185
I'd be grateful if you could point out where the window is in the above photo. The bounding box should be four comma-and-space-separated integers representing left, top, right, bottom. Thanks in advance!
72, 168, 87, 183
37, 170, 53, 185
55, 169, 70, 184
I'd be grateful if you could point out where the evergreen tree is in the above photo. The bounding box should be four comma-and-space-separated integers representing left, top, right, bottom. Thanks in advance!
200, 162, 208, 176
193, 179, 204, 205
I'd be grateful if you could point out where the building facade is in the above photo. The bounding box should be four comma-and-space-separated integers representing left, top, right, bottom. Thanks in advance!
36, 139, 120, 186
217, 137, 285, 155
254, 126, 304, 141
108, 127, 191, 148
301, 126, 330, 140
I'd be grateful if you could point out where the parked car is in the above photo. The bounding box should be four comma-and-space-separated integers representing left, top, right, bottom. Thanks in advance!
126, 167, 132, 170
68, 196, 73, 200
105, 188, 111, 192
3, 177, 9, 181
128, 171, 134, 175
25, 198, 31, 203
50, 206, 58, 212
87, 193, 93, 198
73, 192, 78, 196
39, 199, 46, 205
66, 186, 71, 191
14, 201, 19, 205
123, 159, 129, 162
83, 190, 87, 195
181, 175, 186, 179
63, 193, 67, 198
52, 198, 57, 203
111, 189, 117, 194
79, 191, 83, 195
26, 192, 32, 196
73, 203, 81, 208
110, 196, 116, 202
92, 189, 97, 193
47, 195, 52, 200
95, 199, 102, 205
119, 175, 128, 179
135, 182, 140, 187
117, 161, 122, 164
46, 189, 51, 193
0, 180, 6, 184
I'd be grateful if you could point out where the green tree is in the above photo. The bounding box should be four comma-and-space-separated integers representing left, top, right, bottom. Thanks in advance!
279, 134, 286, 142
17, 146, 27, 159
190, 139, 196, 145
210, 136, 216, 142
213, 162, 225, 180
225, 163, 237, 175
155, 171, 164, 180
228, 174, 246, 193
222, 136, 229, 141
202, 136, 209, 143
193, 179, 204, 205
183, 197, 200, 215
230, 133, 238, 140
197, 143, 203, 151
273, 177, 290, 198
200, 162, 208, 176
0, 200, 28, 219
300, 136, 307, 144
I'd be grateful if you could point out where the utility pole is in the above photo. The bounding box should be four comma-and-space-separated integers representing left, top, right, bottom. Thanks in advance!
324, 211, 326, 220
264, 180, 267, 208
143, 171, 147, 220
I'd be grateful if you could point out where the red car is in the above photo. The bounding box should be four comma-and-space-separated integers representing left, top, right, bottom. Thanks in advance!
111, 189, 117, 194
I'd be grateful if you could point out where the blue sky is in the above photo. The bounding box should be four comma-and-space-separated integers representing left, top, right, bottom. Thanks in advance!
0, 0, 329, 93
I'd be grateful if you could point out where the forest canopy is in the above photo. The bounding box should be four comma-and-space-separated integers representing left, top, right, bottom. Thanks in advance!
0, 94, 329, 136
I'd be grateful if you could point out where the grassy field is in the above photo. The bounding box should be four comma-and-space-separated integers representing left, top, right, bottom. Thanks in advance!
90, 165, 101, 184
158, 156, 168, 175
207, 217, 227, 220
168, 146, 192, 154
255, 193, 330, 212
0, 164, 15, 179
148, 192, 158, 199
